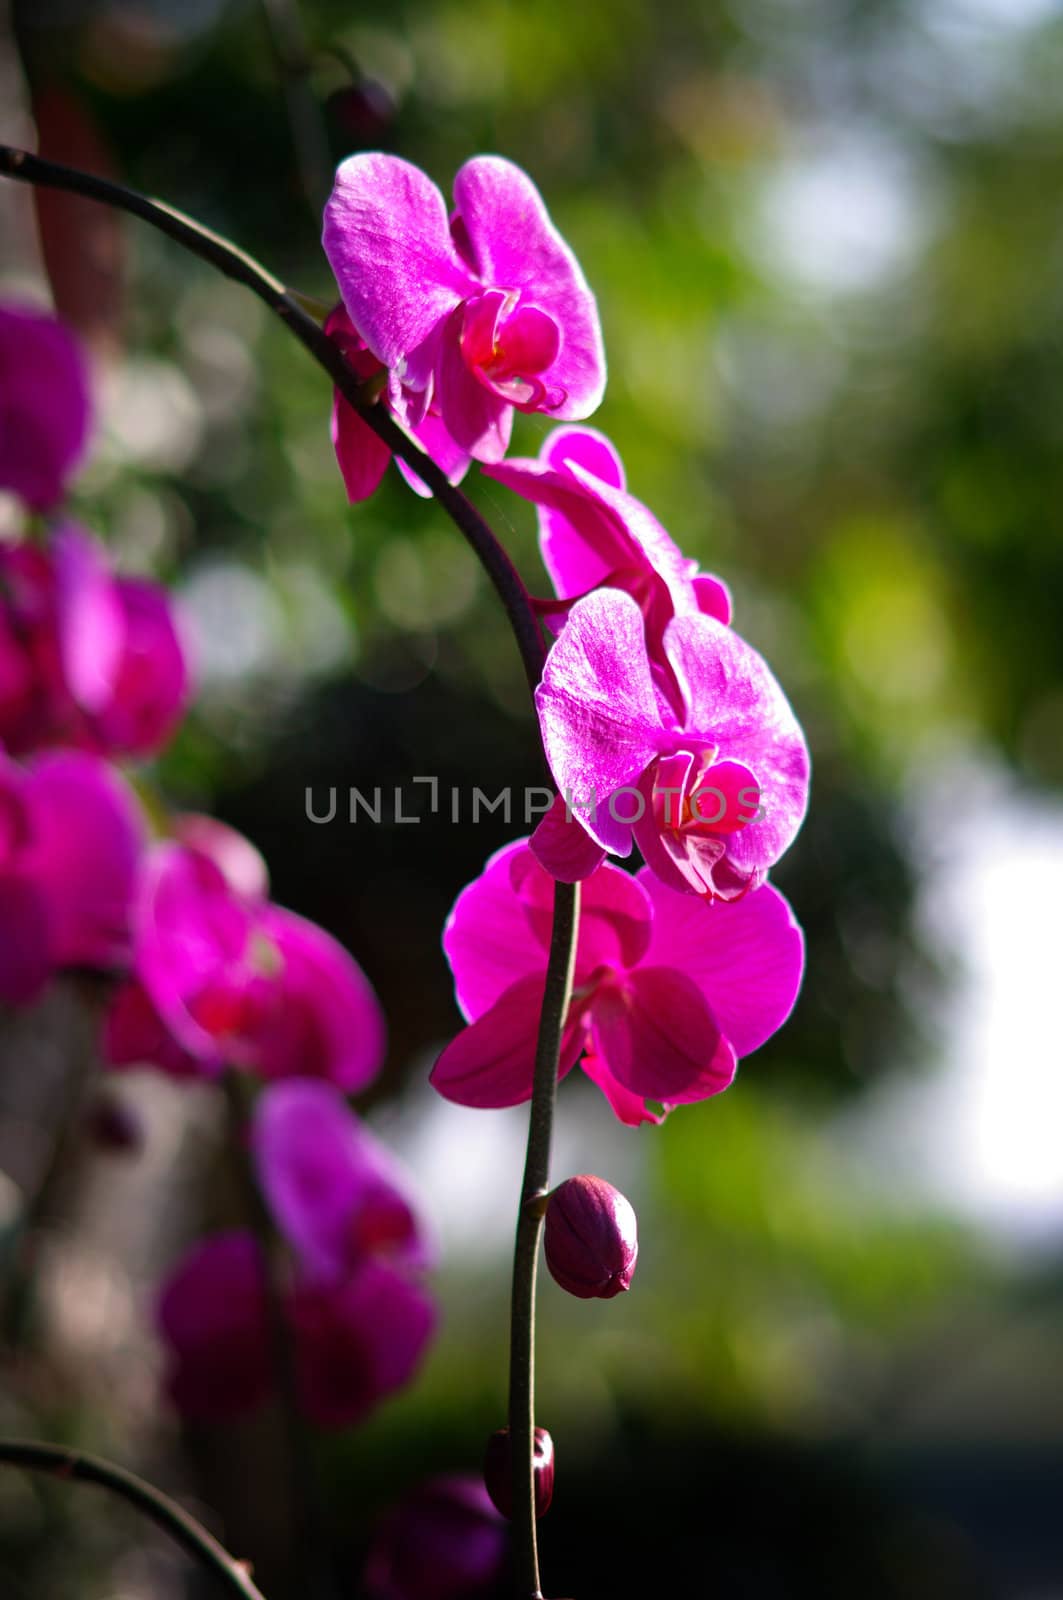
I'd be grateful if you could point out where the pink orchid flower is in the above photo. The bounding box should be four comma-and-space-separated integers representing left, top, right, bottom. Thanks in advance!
532, 588, 810, 899
323, 153, 606, 465
156, 1231, 435, 1428
364, 1476, 507, 1600
105, 828, 386, 1090
431, 839, 804, 1127
0, 303, 91, 511
157, 1086, 434, 1427
0, 748, 144, 1004
0, 525, 191, 759
484, 424, 731, 646
252, 1079, 433, 1285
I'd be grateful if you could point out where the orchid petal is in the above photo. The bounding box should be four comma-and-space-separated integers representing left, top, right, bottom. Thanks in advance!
589, 966, 735, 1102
431, 973, 582, 1108
579, 1052, 664, 1128
443, 839, 550, 1021
663, 611, 810, 875
534, 589, 664, 853
323, 154, 474, 373
529, 794, 608, 883
641, 875, 805, 1057
25, 752, 143, 969
51, 524, 124, 715
0, 305, 91, 511
452, 157, 606, 419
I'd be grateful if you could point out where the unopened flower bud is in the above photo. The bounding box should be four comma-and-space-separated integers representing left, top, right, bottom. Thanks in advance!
544, 1174, 637, 1299
483, 1424, 554, 1520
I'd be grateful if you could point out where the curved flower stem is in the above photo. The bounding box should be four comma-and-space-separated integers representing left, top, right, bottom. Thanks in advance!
0, 1438, 269, 1599
509, 879, 580, 1600
0, 145, 546, 691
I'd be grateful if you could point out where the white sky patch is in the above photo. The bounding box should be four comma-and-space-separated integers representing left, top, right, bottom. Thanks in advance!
752, 133, 930, 295
842, 758, 1063, 1246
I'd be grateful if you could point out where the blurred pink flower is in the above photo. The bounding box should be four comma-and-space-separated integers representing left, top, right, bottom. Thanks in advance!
323, 154, 605, 466
364, 1475, 507, 1600
156, 1093, 436, 1428
0, 303, 91, 511
0, 524, 191, 759
106, 832, 386, 1089
251, 1078, 433, 1284
432, 839, 804, 1126
0, 748, 144, 1004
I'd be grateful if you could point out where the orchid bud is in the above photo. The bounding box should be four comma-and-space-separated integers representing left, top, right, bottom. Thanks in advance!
544, 1174, 637, 1300
483, 1424, 554, 1520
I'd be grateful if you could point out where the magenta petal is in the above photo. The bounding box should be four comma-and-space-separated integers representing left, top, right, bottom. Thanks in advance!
529, 795, 608, 883
534, 589, 665, 854
332, 388, 392, 503
663, 612, 811, 874
431, 973, 581, 1109
542, 424, 625, 490
364, 1475, 507, 1600
693, 573, 732, 626
25, 752, 144, 969
579, 1052, 664, 1128
51, 524, 125, 714
435, 309, 513, 460
443, 840, 550, 1021
510, 837, 652, 976
95, 577, 190, 756
290, 1261, 436, 1429
0, 870, 52, 1003
323, 155, 474, 374
395, 406, 473, 498
103, 978, 218, 1079
156, 1230, 271, 1422
248, 906, 387, 1093
0, 304, 92, 511
252, 1079, 429, 1283
173, 813, 270, 902
452, 157, 606, 419
589, 966, 735, 1102
641, 875, 805, 1057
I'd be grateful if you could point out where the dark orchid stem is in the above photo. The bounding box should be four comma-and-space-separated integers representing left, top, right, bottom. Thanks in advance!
223, 1073, 337, 1600
0, 1438, 268, 1599
509, 878, 580, 1600
0, 145, 546, 693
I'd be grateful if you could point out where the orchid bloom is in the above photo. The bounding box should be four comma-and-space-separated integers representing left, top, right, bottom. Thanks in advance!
0, 303, 91, 511
532, 588, 810, 899
431, 839, 804, 1127
104, 825, 386, 1089
156, 1231, 435, 1428
0, 524, 190, 759
484, 424, 731, 646
323, 153, 605, 466
157, 1086, 435, 1427
251, 1078, 433, 1284
0, 749, 144, 1004
364, 1476, 507, 1600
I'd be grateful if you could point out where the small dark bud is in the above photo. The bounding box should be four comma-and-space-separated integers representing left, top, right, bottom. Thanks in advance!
483, 1424, 554, 1520
544, 1174, 637, 1299
325, 80, 396, 143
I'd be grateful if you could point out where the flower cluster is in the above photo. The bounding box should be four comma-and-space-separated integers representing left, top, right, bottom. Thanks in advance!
324, 155, 809, 1121
158, 1082, 434, 1428
0, 299, 432, 1433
